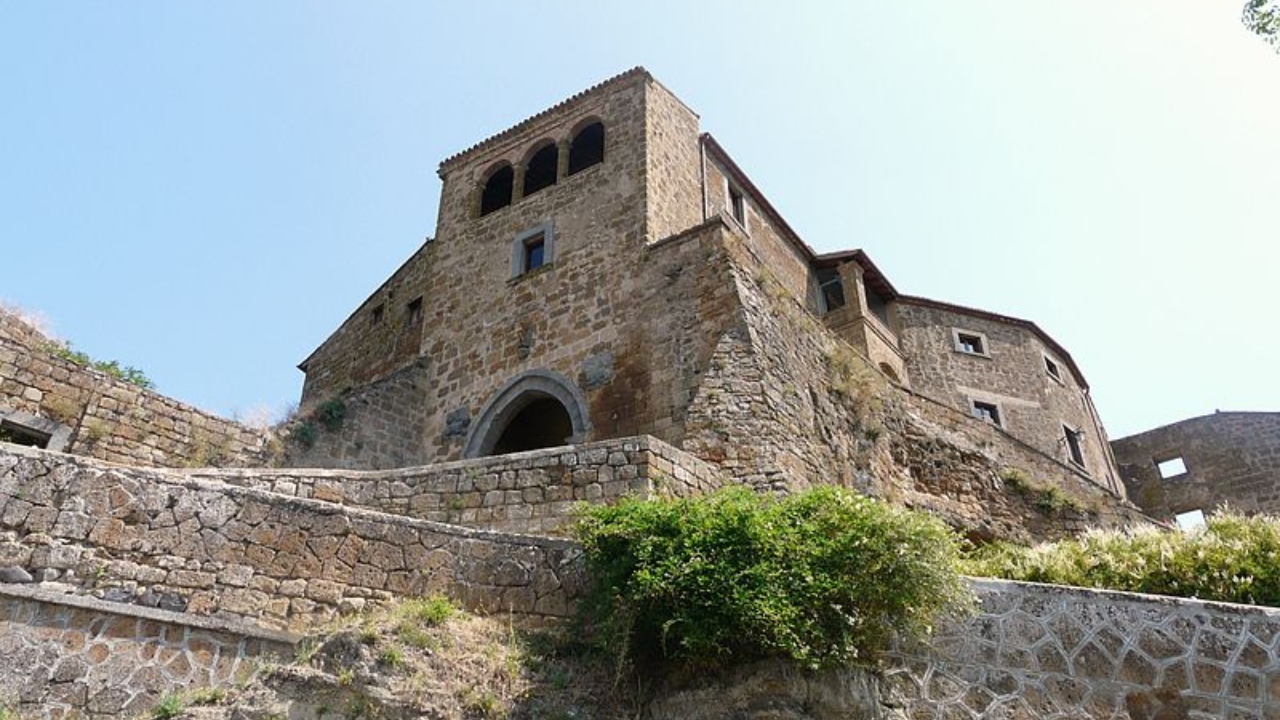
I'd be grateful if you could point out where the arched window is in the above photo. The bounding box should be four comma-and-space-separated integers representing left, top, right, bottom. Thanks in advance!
568, 121, 605, 175
480, 165, 514, 216
523, 143, 559, 196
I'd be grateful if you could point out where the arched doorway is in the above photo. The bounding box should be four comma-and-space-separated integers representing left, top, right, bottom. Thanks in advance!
463, 370, 591, 458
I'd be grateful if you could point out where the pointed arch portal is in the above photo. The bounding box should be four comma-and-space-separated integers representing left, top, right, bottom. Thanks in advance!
463, 370, 591, 458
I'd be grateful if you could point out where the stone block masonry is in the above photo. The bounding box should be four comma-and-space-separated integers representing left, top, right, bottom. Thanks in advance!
0, 309, 272, 469
885, 579, 1280, 719
0, 583, 295, 719
0, 444, 585, 631
189, 435, 726, 535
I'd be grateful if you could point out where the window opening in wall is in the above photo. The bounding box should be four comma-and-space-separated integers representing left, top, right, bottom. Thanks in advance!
480, 165, 514, 216
524, 233, 546, 272
1157, 456, 1188, 479
878, 362, 900, 383
1063, 425, 1085, 467
971, 401, 1001, 427
1175, 509, 1206, 532
0, 420, 51, 449
405, 297, 423, 327
568, 121, 605, 175
524, 144, 559, 196
866, 287, 891, 327
954, 331, 986, 356
728, 184, 746, 226
817, 267, 846, 312
1044, 356, 1062, 382
371, 304, 384, 325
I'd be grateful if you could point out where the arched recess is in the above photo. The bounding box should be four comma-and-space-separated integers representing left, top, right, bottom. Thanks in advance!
568, 120, 605, 175
523, 141, 559, 196
480, 163, 514, 216
463, 369, 591, 458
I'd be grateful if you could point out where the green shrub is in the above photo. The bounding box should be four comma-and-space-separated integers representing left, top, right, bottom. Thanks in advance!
962, 511, 1280, 606
573, 486, 971, 670
317, 398, 347, 432
41, 340, 154, 389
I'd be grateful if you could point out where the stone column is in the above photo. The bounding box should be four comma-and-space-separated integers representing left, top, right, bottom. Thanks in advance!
512, 162, 527, 201
469, 182, 483, 219
838, 261, 870, 319
556, 138, 571, 180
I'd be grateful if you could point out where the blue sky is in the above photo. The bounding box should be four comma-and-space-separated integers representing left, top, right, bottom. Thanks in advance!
2, 2, 1277, 438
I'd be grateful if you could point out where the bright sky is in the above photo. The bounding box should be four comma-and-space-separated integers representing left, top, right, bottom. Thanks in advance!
3, 3, 1278, 438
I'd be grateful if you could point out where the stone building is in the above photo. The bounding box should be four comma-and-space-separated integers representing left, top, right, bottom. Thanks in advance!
291, 67, 1126, 514
1112, 411, 1280, 524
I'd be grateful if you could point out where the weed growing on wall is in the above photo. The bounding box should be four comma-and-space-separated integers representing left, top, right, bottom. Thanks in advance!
573, 486, 972, 671
40, 340, 154, 389
962, 511, 1280, 606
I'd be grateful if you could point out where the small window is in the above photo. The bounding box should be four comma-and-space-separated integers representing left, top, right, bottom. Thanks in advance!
1063, 425, 1085, 467
727, 183, 746, 227
568, 121, 605, 175
523, 143, 559, 196
817, 267, 845, 313
480, 165, 514, 216
0, 420, 51, 449
371, 304, 384, 325
405, 297, 423, 327
511, 222, 555, 277
1157, 457, 1188, 479
953, 330, 988, 356
1044, 356, 1062, 382
1175, 509, 1206, 532
971, 401, 1001, 427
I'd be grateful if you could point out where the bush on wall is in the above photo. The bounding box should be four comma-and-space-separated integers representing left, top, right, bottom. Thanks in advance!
962, 511, 1280, 606
572, 486, 971, 670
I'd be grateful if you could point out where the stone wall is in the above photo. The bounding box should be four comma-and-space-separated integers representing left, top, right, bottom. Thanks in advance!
0, 444, 584, 632
190, 436, 726, 536
0, 309, 271, 469
894, 299, 1122, 494
0, 583, 294, 720
884, 578, 1280, 719
1113, 412, 1280, 522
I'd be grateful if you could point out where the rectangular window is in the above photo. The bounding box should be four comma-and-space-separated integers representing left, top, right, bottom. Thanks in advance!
1175, 509, 1206, 531
971, 401, 1001, 427
728, 184, 746, 227
953, 330, 987, 356
1157, 456, 1188, 479
817, 267, 845, 313
405, 297, 423, 326
0, 420, 51, 449
1063, 425, 1085, 467
371, 303, 384, 325
1044, 356, 1061, 382
524, 233, 546, 271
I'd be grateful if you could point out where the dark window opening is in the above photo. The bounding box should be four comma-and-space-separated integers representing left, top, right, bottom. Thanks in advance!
492, 396, 573, 455
0, 420, 51, 449
405, 297, 423, 327
523, 233, 546, 272
817, 267, 845, 312
728, 184, 746, 225
480, 166, 514, 216
568, 122, 605, 175
1045, 356, 1062, 381
524, 144, 559, 196
971, 401, 1001, 426
878, 362, 901, 383
1064, 426, 1085, 467
956, 333, 985, 355
371, 304, 384, 325
866, 287, 891, 327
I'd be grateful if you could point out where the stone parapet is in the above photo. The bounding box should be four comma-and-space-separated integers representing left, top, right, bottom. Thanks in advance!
0, 583, 295, 719
186, 435, 727, 535
885, 578, 1280, 719
0, 445, 585, 631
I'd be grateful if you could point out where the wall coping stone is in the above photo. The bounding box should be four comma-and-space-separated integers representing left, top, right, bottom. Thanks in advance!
0, 581, 302, 646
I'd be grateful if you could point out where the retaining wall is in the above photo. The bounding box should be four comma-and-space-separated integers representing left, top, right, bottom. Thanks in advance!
0, 583, 295, 720
185, 435, 726, 535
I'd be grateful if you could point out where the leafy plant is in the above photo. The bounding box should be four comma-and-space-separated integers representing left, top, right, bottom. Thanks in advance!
962, 511, 1280, 606
41, 340, 154, 389
317, 398, 347, 432
573, 486, 971, 670
150, 692, 187, 719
